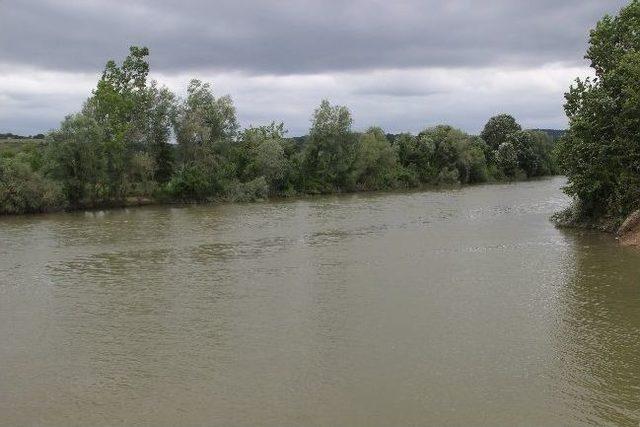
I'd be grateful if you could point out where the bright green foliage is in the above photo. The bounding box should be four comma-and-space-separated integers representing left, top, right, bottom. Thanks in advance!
87, 46, 149, 143
557, 0, 640, 221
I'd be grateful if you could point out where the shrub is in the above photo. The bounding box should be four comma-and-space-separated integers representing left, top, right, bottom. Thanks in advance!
225, 177, 269, 202
436, 167, 460, 184
0, 158, 65, 214
163, 164, 212, 201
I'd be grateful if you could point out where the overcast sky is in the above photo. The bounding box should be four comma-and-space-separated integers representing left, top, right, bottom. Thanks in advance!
0, 0, 628, 136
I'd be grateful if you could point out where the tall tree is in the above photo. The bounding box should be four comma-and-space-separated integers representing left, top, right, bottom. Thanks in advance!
175, 79, 238, 163
172, 79, 239, 197
303, 100, 357, 192
46, 114, 107, 206
83, 46, 152, 200
241, 123, 290, 193
557, 0, 640, 220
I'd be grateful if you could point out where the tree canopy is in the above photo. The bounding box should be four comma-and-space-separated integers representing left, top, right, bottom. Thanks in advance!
556, 0, 640, 223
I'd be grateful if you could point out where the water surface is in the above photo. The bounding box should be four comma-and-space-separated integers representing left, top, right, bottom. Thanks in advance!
1, 177, 639, 426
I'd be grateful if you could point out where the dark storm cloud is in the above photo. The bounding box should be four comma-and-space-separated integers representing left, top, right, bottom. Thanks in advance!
0, 0, 628, 74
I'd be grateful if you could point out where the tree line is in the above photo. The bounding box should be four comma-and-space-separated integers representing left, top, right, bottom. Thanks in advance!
0, 47, 558, 215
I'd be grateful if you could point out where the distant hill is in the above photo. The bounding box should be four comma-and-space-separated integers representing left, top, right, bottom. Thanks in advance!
385, 129, 566, 144
289, 135, 308, 145
0, 132, 45, 140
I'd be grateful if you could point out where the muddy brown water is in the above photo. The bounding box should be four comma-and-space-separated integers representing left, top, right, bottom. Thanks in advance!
1, 177, 639, 426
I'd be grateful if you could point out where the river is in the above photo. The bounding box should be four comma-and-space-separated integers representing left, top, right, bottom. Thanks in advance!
1, 176, 639, 426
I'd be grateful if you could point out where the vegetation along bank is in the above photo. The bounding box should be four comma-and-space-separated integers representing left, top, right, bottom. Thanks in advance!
552, 0, 640, 246
0, 47, 559, 216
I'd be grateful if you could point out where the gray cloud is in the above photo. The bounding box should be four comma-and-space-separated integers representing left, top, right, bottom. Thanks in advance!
0, 0, 628, 74
0, 0, 629, 135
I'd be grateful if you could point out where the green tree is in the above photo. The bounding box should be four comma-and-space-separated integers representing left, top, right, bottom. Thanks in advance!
83, 46, 152, 200
353, 127, 398, 190
303, 100, 357, 192
0, 155, 64, 214
145, 83, 176, 184
557, 0, 640, 220
164, 164, 212, 201
392, 133, 421, 186
46, 114, 108, 206
480, 114, 522, 151
88, 46, 150, 142
173, 79, 239, 198
528, 130, 558, 176
458, 138, 489, 184
393, 132, 437, 183
511, 131, 539, 178
175, 79, 238, 160
513, 130, 557, 178
417, 125, 478, 184
495, 142, 519, 178
241, 123, 291, 193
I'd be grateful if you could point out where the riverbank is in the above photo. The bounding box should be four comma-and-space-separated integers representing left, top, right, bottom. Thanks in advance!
1, 175, 559, 217
617, 210, 640, 247
552, 203, 640, 247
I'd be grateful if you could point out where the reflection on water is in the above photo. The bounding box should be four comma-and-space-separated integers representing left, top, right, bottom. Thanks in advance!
554, 231, 640, 425
1, 177, 639, 426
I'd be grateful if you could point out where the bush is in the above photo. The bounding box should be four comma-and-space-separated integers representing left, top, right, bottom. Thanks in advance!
457, 144, 488, 184
395, 165, 420, 188
129, 152, 157, 197
225, 177, 269, 202
163, 164, 212, 201
353, 127, 398, 190
0, 158, 65, 214
436, 167, 460, 184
